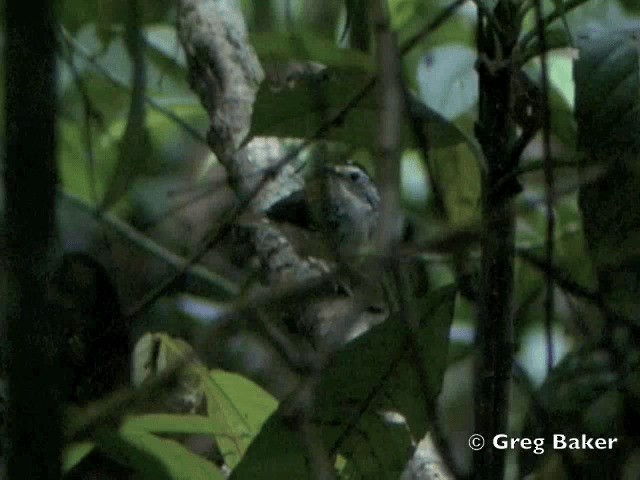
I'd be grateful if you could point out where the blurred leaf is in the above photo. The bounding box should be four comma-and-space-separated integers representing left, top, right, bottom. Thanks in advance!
63, 441, 95, 473
58, 121, 100, 203
251, 31, 373, 72
532, 453, 571, 480
208, 371, 278, 468
549, 196, 597, 289
132, 334, 277, 469
520, 27, 573, 64
522, 64, 577, 149
429, 142, 482, 226
574, 29, 640, 156
144, 25, 186, 68
516, 194, 596, 286
342, 0, 369, 48
416, 44, 478, 120
619, 0, 640, 15
101, 2, 149, 210
252, 68, 477, 156
390, 0, 473, 91
123, 413, 232, 436
583, 389, 624, 434
407, 96, 485, 163
95, 427, 224, 480
59, 0, 174, 33
519, 347, 625, 477
230, 286, 456, 480
575, 28, 640, 318
101, 126, 154, 210
209, 371, 278, 435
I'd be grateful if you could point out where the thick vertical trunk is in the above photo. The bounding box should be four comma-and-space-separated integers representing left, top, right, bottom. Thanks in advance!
4, 0, 62, 477
473, 4, 519, 478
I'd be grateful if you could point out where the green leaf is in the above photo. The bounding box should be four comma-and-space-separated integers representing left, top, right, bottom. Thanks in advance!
132, 334, 278, 469
574, 28, 640, 318
520, 27, 573, 64
251, 68, 475, 153
390, 0, 473, 92
208, 370, 278, 468
519, 347, 624, 477
143, 25, 189, 87
620, 0, 640, 14
101, 8, 150, 210
121, 410, 264, 468
521, 63, 577, 150
250, 31, 373, 73
123, 413, 231, 436
101, 125, 154, 210
95, 427, 225, 480
60, 0, 174, 33
58, 121, 108, 203
342, 0, 369, 46
429, 141, 482, 226
230, 286, 456, 480
63, 441, 95, 473
574, 29, 640, 157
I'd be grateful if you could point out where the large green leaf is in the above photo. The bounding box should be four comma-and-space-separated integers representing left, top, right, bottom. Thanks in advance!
208, 370, 278, 467
94, 427, 225, 480
575, 28, 640, 318
131, 333, 277, 469
230, 286, 456, 480
251, 68, 475, 152
123, 413, 232, 436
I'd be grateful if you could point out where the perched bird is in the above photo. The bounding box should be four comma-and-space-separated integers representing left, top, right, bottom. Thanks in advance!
266, 163, 381, 259
264, 163, 388, 346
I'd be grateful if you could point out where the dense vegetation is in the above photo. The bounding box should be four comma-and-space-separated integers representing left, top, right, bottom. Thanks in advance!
3, 0, 640, 479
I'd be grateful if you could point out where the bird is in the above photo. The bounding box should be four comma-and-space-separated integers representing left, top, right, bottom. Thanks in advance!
264, 163, 388, 346
265, 163, 381, 260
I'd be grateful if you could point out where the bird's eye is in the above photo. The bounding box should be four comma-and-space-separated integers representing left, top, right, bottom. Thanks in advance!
349, 171, 361, 182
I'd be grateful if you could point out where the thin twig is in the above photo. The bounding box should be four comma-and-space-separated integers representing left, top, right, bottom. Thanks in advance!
373, 2, 461, 477
534, 0, 556, 373
58, 190, 239, 299
519, 0, 591, 50
59, 26, 207, 145
399, 0, 467, 56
